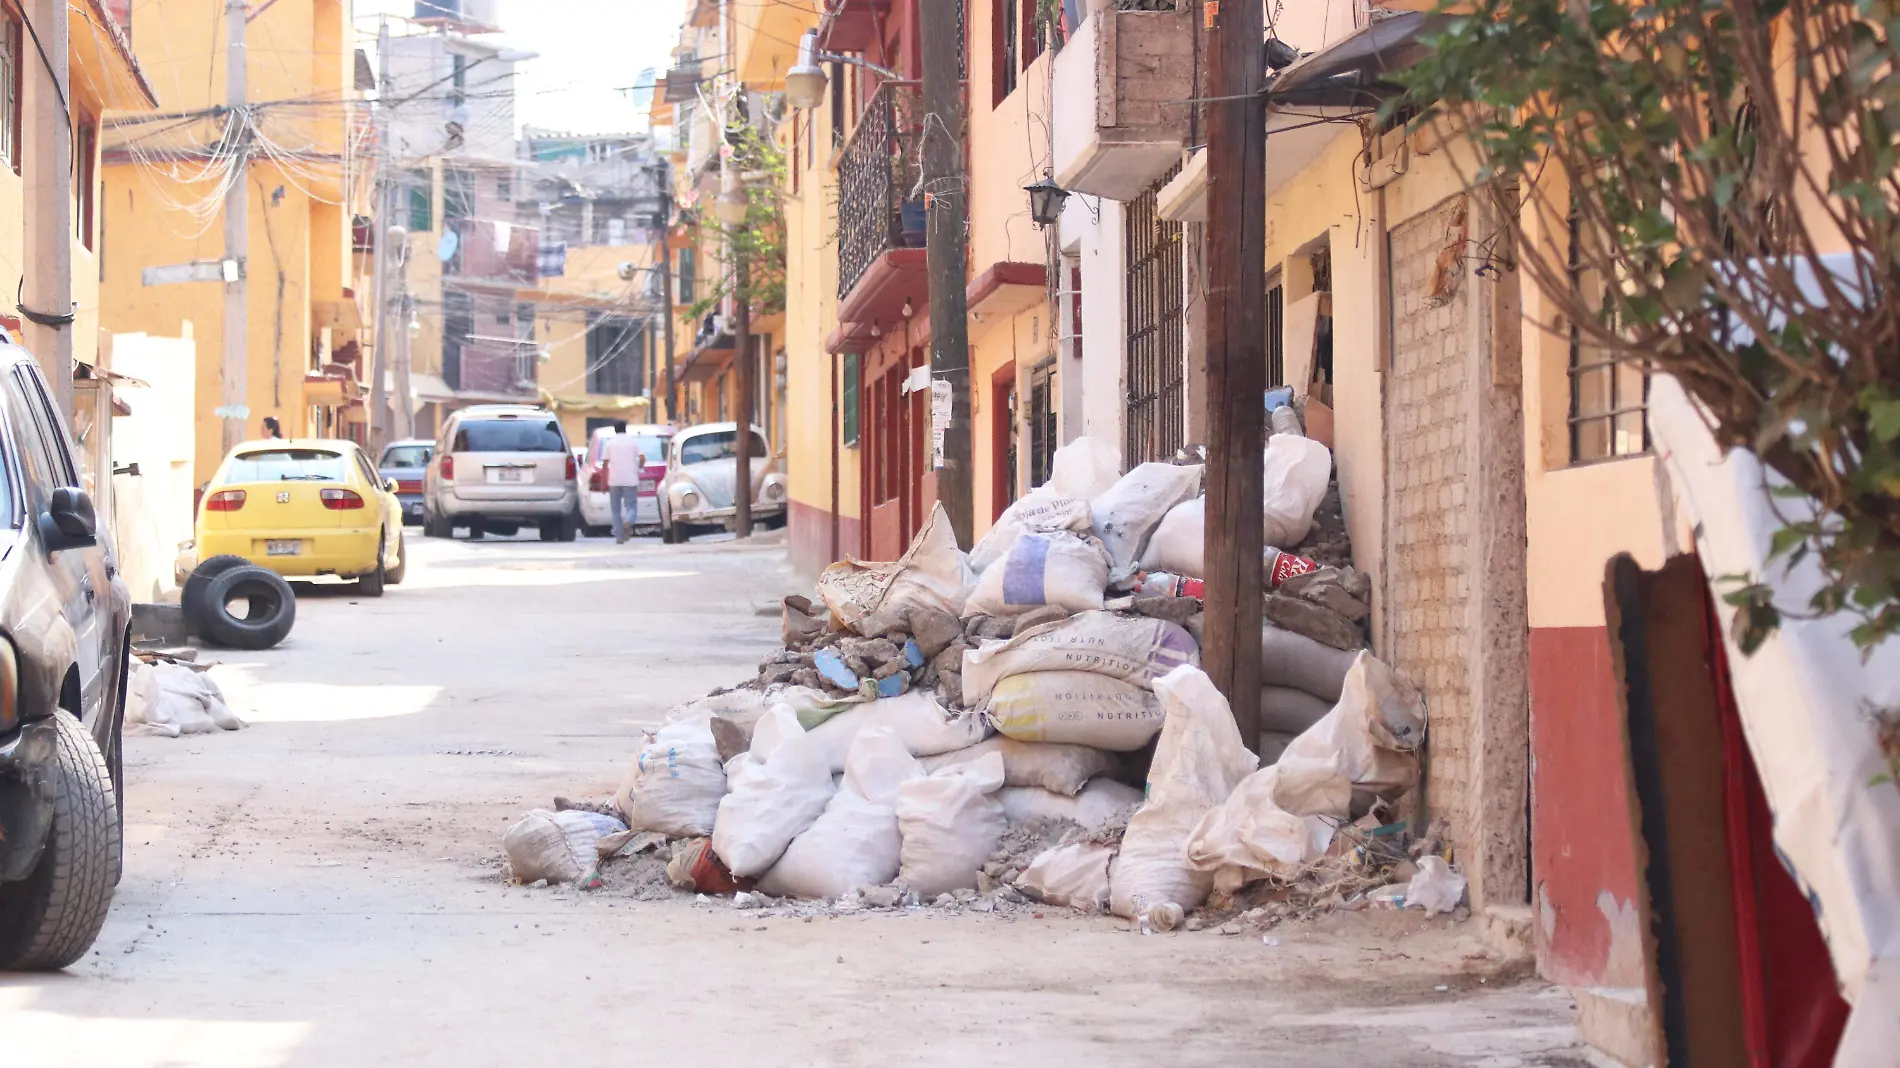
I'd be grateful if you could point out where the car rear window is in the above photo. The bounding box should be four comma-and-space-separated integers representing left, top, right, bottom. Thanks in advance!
679, 430, 767, 466
634, 436, 670, 461
381, 445, 431, 468
453, 418, 566, 453
228, 449, 347, 482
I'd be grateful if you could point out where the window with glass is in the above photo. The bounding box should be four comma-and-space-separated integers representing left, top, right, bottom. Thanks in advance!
227, 449, 348, 482
678, 429, 768, 466
1567, 208, 1649, 463
453, 418, 567, 453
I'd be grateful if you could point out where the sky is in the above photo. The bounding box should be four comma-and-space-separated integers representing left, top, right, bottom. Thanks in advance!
359, 0, 683, 135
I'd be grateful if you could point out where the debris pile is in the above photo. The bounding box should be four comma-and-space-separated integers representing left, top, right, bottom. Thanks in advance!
507, 425, 1466, 932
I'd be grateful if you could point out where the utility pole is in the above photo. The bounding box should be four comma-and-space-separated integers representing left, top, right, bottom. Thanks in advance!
1202, 0, 1267, 741
732, 248, 753, 537
219, 0, 251, 453
394, 289, 414, 439
368, 17, 392, 452
919, 0, 973, 547
654, 168, 677, 423
21, 0, 73, 414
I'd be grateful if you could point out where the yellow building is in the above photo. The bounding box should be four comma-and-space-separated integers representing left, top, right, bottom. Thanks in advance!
100, 0, 366, 482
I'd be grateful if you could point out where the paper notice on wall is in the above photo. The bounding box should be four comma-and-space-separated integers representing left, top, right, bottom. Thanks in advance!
931, 379, 952, 470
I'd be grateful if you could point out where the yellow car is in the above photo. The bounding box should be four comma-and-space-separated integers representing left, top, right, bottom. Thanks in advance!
195, 438, 407, 595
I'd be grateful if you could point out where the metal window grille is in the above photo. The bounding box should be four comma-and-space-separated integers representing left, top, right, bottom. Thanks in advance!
836, 82, 920, 300
0, 19, 16, 171
1264, 283, 1285, 387
442, 291, 474, 390
1567, 209, 1649, 462
1124, 166, 1184, 466
1028, 359, 1056, 487
841, 352, 860, 446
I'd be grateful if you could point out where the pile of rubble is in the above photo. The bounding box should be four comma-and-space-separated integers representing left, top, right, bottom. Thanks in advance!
506, 416, 1464, 933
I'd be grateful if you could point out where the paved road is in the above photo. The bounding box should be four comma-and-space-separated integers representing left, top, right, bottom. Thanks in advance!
0, 533, 1586, 1067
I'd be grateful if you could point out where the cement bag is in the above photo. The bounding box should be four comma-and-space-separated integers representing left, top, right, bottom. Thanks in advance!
984, 671, 1167, 751
146, 663, 245, 735
1047, 435, 1120, 500
805, 689, 992, 771
1183, 754, 1346, 891
1016, 843, 1114, 912
895, 751, 1007, 897
918, 736, 1117, 796
1109, 665, 1259, 919
999, 778, 1146, 830
964, 530, 1110, 619
123, 661, 174, 736
1260, 685, 1335, 735
503, 809, 627, 884
712, 707, 837, 878
819, 503, 972, 637
1261, 623, 1358, 701
1090, 462, 1203, 579
969, 489, 1093, 573
963, 610, 1200, 706
758, 726, 923, 899
1136, 497, 1205, 578
618, 720, 728, 836
1260, 434, 1332, 549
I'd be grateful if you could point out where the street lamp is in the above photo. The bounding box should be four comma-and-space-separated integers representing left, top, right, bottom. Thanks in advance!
783, 30, 901, 110
1024, 176, 1070, 227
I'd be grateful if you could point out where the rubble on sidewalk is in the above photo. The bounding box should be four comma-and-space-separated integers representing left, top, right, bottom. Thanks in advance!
510, 434, 1463, 939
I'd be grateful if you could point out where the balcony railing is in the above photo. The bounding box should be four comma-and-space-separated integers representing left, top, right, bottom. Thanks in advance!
836, 81, 925, 301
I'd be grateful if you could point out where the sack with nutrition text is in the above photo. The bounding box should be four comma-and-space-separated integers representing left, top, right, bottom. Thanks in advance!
759, 725, 923, 899
963, 610, 1199, 707
618, 719, 729, 837
1261, 434, 1332, 549
896, 751, 1007, 897
805, 689, 992, 772
919, 736, 1118, 796
503, 809, 627, 885
1109, 665, 1258, 918
984, 671, 1166, 751
1090, 462, 1203, 579
712, 707, 837, 878
1016, 843, 1115, 912
963, 530, 1110, 618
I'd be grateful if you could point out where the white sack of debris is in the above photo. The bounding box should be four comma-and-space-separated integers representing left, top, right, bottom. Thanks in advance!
920, 736, 1117, 796
1016, 842, 1115, 912
1136, 497, 1206, 578
984, 671, 1166, 751
998, 778, 1146, 831
968, 490, 1094, 574
712, 706, 837, 878
128, 661, 247, 737
817, 503, 972, 637
503, 809, 627, 885
895, 750, 1008, 897
1109, 665, 1258, 920
1185, 651, 1426, 890
617, 719, 729, 837
962, 530, 1110, 618
1089, 462, 1204, 580
804, 689, 991, 772
962, 610, 1199, 707
1260, 433, 1333, 549
1048, 435, 1122, 501
759, 725, 923, 899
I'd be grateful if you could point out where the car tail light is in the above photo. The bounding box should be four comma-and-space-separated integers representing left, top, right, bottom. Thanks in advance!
397, 479, 423, 494
320, 488, 366, 510
565, 454, 578, 481
440, 455, 455, 480
205, 489, 246, 512
588, 468, 607, 492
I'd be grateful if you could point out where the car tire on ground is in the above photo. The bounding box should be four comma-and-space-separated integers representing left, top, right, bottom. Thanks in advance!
422, 505, 449, 539
197, 566, 297, 650
538, 518, 559, 542
583, 525, 611, 539
358, 537, 387, 598
181, 554, 254, 635
464, 519, 484, 540
557, 512, 578, 543
385, 532, 407, 585
0, 709, 123, 971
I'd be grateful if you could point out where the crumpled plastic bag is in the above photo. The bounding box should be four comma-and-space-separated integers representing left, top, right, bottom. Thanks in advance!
1404, 856, 1466, 916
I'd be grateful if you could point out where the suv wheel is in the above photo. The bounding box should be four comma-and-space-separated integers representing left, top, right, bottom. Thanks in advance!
422, 504, 449, 539
465, 519, 485, 541
0, 710, 122, 971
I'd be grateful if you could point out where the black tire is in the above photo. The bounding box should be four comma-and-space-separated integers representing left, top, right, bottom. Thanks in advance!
583, 525, 611, 539
538, 518, 559, 542
385, 532, 407, 585
557, 512, 578, 543
422, 505, 449, 539
357, 537, 386, 598
181, 554, 253, 635
198, 566, 297, 650
0, 710, 122, 971
465, 519, 485, 540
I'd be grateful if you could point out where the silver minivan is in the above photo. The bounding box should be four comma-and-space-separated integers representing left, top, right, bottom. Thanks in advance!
421, 405, 579, 541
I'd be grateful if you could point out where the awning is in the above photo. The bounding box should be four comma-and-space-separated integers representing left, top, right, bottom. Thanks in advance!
538, 390, 652, 416
1267, 12, 1449, 111
679, 331, 736, 384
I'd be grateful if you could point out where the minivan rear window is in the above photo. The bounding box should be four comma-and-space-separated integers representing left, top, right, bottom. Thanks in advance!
381, 444, 432, 468
228, 449, 347, 482
679, 430, 768, 466
454, 419, 566, 453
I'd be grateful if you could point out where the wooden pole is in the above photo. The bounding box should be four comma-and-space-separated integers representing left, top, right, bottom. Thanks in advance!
733, 249, 753, 537
919, 0, 973, 547
1202, 0, 1266, 742
21, 0, 73, 414
657, 186, 678, 424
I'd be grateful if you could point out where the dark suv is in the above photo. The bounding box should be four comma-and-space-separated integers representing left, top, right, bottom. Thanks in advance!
0, 344, 132, 970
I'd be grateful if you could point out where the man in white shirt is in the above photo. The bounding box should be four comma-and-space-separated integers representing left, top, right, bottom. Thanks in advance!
600, 430, 646, 544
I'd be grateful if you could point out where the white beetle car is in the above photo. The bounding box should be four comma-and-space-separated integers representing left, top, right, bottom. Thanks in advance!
657, 422, 787, 542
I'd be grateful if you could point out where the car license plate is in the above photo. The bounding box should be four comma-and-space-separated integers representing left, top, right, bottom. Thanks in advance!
265, 539, 301, 556
638, 478, 657, 494
490, 467, 529, 483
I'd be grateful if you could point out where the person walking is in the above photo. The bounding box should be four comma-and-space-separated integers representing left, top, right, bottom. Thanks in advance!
600, 429, 646, 544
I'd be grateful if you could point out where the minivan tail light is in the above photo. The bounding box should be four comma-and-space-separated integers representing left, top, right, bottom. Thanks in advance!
320, 488, 366, 510
565, 454, 577, 481
440, 454, 455, 480
205, 489, 246, 512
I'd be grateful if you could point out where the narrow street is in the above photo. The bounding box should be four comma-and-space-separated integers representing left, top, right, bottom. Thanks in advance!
1, 538, 1581, 1067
